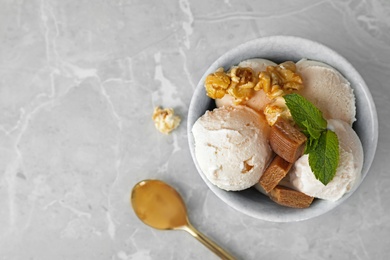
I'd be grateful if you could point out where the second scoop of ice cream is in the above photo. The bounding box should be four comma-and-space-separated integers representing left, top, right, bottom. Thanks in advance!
192, 106, 273, 191
296, 59, 356, 125
215, 58, 276, 112
286, 119, 363, 201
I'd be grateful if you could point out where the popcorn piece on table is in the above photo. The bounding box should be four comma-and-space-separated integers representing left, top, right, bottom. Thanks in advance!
152, 107, 181, 134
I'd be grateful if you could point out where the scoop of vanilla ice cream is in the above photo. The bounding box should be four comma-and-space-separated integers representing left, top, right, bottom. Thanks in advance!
238, 58, 277, 74
296, 59, 356, 125
192, 106, 273, 191
215, 59, 276, 111
287, 119, 363, 201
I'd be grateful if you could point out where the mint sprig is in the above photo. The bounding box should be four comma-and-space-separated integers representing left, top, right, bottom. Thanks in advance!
284, 94, 339, 185
308, 130, 339, 185
284, 93, 327, 139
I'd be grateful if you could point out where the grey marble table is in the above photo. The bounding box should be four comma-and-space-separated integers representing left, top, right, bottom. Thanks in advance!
1, 0, 389, 259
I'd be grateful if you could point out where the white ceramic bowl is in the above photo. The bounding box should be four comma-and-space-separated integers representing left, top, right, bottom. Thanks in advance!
187, 36, 378, 222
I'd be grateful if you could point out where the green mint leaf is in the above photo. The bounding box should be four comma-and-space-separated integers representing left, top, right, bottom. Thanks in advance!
304, 137, 319, 154
283, 93, 340, 185
302, 120, 322, 140
284, 93, 327, 136
308, 130, 340, 185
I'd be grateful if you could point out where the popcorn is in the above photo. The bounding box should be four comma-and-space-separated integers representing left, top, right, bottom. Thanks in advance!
152, 107, 181, 134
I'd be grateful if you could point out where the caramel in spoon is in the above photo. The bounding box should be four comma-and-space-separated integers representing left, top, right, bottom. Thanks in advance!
131, 179, 235, 260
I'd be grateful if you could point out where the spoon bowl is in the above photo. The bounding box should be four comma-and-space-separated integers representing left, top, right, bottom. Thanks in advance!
131, 179, 188, 230
131, 179, 235, 260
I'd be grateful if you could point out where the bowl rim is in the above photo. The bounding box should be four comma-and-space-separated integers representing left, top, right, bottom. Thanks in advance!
187, 35, 378, 222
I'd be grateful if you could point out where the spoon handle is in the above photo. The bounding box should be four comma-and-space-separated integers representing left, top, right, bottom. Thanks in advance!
182, 223, 236, 260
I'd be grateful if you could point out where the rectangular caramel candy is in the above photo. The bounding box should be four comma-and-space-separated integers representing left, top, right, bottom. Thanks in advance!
259, 155, 292, 193
269, 118, 307, 163
269, 185, 314, 209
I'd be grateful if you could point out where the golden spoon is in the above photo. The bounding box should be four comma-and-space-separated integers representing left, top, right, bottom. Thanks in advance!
131, 179, 236, 260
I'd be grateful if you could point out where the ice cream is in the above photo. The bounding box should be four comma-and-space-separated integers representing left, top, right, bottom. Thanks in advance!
196, 57, 363, 206
286, 119, 363, 201
296, 59, 356, 125
238, 58, 277, 74
192, 106, 272, 191
216, 59, 276, 111
214, 58, 356, 126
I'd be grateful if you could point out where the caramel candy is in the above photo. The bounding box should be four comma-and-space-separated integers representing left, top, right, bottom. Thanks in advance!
269, 118, 307, 163
259, 155, 292, 193
269, 185, 314, 209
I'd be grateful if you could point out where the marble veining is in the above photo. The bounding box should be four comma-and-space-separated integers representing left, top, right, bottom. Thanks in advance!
0, 0, 390, 259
